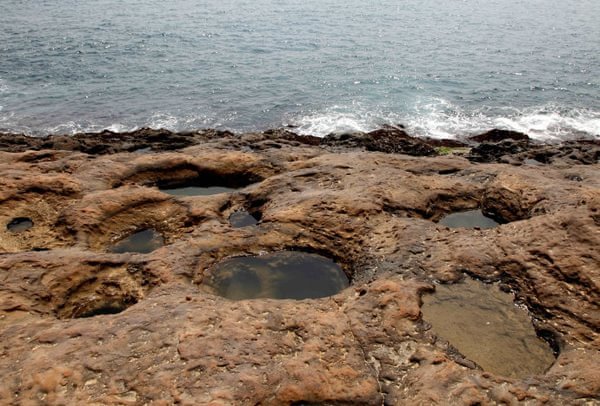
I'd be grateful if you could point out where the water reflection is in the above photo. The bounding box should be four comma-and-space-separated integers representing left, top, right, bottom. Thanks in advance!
109, 229, 164, 253
206, 251, 349, 300
438, 209, 499, 229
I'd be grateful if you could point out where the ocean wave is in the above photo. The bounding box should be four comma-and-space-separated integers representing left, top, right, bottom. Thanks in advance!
147, 112, 238, 132
0, 111, 216, 136
1, 101, 598, 142
405, 99, 600, 142
289, 100, 600, 141
287, 104, 400, 137
0, 79, 7, 113
492, 111, 600, 142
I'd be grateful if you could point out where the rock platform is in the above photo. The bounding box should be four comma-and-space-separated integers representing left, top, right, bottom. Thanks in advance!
0, 128, 598, 404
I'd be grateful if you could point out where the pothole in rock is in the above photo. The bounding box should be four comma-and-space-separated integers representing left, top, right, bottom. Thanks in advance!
438, 209, 499, 229
6, 217, 34, 233
109, 229, 164, 254
204, 251, 349, 300
157, 172, 260, 197
421, 277, 555, 378
57, 264, 156, 319
229, 210, 260, 228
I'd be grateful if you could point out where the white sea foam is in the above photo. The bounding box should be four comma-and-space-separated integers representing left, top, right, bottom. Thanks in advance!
290, 105, 399, 137
149, 113, 180, 131
290, 99, 600, 142
293, 112, 374, 136
148, 111, 221, 132
0, 79, 7, 114
406, 100, 600, 142
47, 121, 87, 134
2, 101, 598, 143
492, 111, 600, 142
104, 123, 137, 133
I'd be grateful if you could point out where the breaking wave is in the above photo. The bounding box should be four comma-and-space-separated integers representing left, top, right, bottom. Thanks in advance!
290, 100, 600, 142
1, 98, 598, 143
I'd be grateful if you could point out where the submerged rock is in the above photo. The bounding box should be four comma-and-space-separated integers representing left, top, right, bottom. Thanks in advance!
0, 128, 598, 404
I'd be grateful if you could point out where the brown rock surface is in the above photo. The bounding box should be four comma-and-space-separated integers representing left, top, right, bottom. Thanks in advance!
0, 130, 598, 404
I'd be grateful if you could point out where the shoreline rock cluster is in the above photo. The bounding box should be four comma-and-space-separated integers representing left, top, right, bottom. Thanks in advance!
1, 125, 598, 163
0, 127, 598, 404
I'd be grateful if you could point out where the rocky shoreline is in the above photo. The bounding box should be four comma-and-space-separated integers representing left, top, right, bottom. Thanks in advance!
0, 127, 598, 404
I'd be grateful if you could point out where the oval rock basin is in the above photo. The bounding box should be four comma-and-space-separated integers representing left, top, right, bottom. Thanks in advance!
438, 209, 499, 229
421, 277, 555, 378
205, 251, 349, 300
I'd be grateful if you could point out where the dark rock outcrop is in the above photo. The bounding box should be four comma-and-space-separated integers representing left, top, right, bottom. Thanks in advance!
322, 125, 436, 156
469, 128, 530, 143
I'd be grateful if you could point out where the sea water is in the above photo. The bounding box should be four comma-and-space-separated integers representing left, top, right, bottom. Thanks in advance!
1, 0, 598, 141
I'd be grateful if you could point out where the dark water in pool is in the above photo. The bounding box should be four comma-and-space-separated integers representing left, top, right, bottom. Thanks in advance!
206, 251, 349, 300
438, 209, 499, 229
6, 217, 34, 233
229, 211, 259, 228
421, 277, 555, 378
1, 0, 598, 141
109, 228, 164, 253
160, 185, 236, 196
76, 302, 131, 318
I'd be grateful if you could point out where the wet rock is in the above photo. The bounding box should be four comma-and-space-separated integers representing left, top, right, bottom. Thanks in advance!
323, 125, 436, 156
262, 128, 322, 146
423, 138, 469, 148
467, 136, 599, 165
468, 139, 531, 163
469, 129, 530, 143
0, 128, 234, 154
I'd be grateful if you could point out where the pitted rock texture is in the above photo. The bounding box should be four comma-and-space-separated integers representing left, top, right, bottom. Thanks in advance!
0, 130, 598, 405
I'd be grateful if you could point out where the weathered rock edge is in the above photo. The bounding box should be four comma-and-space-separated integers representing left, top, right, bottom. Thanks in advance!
0, 128, 598, 405
1, 125, 598, 165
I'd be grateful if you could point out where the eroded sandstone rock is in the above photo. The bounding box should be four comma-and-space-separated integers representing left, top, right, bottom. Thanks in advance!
0, 130, 598, 404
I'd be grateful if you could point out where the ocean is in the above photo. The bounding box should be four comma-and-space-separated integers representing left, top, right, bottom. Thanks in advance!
1, 0, 599, 141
